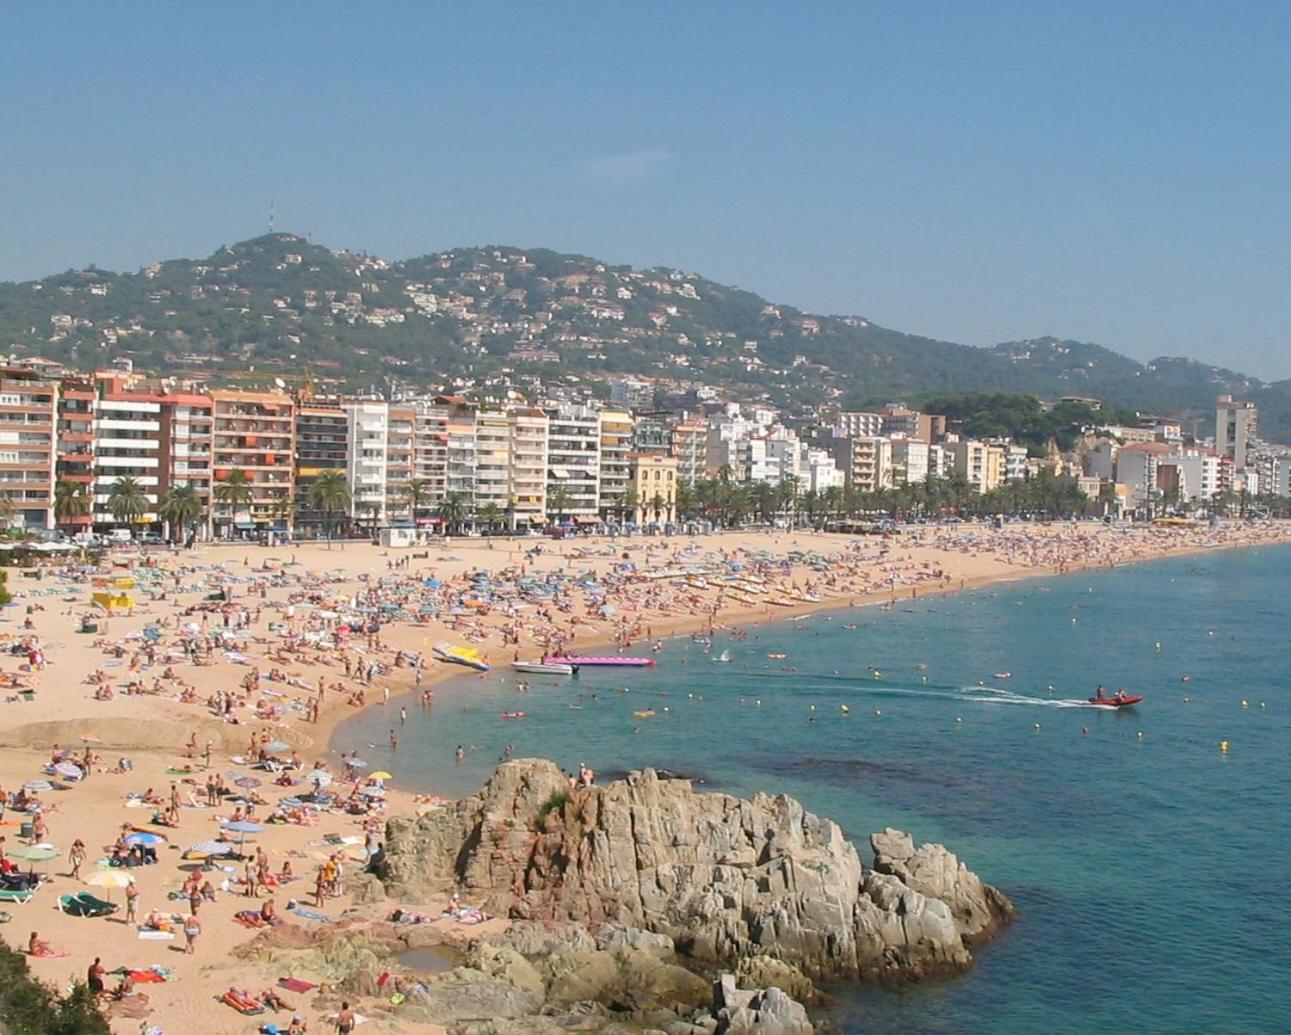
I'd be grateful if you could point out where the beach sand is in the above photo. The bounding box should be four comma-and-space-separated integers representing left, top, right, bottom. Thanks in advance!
1, 520, 1287, 1033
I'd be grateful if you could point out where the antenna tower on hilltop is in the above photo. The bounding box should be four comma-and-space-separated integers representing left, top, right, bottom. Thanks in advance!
269, 202, 276, 235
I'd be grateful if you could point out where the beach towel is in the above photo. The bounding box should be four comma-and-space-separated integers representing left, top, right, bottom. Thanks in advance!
137, 929, 173, 940
222, 990, 265, 1015
31, 949, 70, 958
277, 976, 315, 993
288, 906, 332, 922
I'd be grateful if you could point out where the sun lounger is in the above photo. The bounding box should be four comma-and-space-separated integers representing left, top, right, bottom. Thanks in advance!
57, 892, 119, 918
0, 889, 33, 904
222, 990, 265, 1015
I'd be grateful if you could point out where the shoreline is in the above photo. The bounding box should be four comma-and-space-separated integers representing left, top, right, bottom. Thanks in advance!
324, 528, 1291, 789
2, 522, 1289, 1034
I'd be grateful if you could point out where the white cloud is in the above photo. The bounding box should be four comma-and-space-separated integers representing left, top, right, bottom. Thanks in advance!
580, 147, 673, 186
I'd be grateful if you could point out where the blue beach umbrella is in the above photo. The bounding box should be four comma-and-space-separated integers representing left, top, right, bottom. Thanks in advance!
188, 840, 233, 856
123, 831, 166, 847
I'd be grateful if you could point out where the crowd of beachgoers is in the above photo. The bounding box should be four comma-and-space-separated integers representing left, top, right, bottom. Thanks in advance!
0, 518, 1285, 1033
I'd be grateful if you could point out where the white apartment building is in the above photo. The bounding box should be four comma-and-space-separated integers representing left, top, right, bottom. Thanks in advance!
836, 412, 884, 438
473, 411, 511, 516
890, 439, 930, 486
597, 409, 634, 519
508, 408, 549, 528
670, 419, 707, 486
386, 405, 414, 521
547, 404, 601, 519
343, 400, 389, 524
802, 447, 844, 493
93, 396, 162, 528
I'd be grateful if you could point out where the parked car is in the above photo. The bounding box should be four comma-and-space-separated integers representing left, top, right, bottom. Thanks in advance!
139, 532, 167, 546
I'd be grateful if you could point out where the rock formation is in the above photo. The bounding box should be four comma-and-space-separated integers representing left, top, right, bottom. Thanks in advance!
380, 759, 1015, 985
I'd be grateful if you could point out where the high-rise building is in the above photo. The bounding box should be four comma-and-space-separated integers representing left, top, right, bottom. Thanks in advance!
294, 402, 348, 537
211, 390, 295, 536
1215, 395, 1258, 469
386, 405, 415, 522
547, 404, 600, 520
670, 418, 707, 486
0, 369, 59, 530
157, 391, 214, 540
343, 400, 390, 526
93, 388, 162, 531
507, 407, 549, 529
55, 374, 96, 534
597, 409, 634, 519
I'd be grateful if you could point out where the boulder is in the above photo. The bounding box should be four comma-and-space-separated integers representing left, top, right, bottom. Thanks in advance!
379, 759, 1015, 985
400, 979, 542, 1025
598, 922, 676, 957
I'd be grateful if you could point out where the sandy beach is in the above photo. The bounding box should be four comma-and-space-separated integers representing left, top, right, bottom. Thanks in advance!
1, 519, 1288, 1034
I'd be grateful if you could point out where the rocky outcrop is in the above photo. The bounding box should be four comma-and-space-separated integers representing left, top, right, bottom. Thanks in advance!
381, 759, 1015, 985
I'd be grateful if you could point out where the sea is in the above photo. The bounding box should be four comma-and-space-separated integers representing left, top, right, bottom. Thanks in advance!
334, 545, 1291, 1034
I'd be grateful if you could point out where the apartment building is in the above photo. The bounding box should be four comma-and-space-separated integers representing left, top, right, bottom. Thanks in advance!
670, 418, 707, 486
411, 400, 450, 513
211, 390, 295, 536
951, 439, 1005, 494
827, 435, 892, 494
0, 369, 59, 530
54, 375, 96, 533
835, 411, 884, 438
597, 409, 634, 520
343, 400, 389, 526
444, 403, 478, 504
890, 439, 929, 486
628, 453, 678, 524
547, 404, 600, 520
386, 405, 415, 522
474, 410, 512, 520
1216, 395, 1258, 470
294, 403, 348, 537
508, 407, 548, 529
93, 390, 163, 530
157, 392, 214, 540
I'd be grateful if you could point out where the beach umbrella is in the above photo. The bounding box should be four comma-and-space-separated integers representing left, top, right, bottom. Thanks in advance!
123, 831, 166, 847
359, 787, 385, 798
188, 840, 233, 856
368, 771, 393, 781
307, 770, 333, 787
233, 776, 261, 790
222, 820, 263, 848
13, 844, 58, 863
264, 741, 290, 754
22, 779, 52, 793
84, 868, 134, 899
85, 869, 134, 888
346, 758, 368, 769
52, 762, 84, 780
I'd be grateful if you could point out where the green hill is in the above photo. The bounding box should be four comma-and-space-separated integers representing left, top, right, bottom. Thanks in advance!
0, 233, 1283, 439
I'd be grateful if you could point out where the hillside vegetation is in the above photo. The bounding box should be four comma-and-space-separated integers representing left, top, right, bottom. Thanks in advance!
0, 233, 1284, 438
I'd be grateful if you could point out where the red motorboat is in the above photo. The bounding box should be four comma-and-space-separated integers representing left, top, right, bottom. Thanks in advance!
1087, 693, 1142, 709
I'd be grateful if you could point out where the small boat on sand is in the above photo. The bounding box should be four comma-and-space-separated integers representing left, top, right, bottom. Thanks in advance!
433, 642, 490, 671
1087, 693, 1142, 709
512, 660, 575, 676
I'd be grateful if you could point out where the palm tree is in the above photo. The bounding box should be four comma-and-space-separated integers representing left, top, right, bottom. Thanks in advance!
620, 487, 640, 525
214, 470, 254, 537
477, 501, 503, 533
405, 478, 431, 523
271, 495, 295, 533
53, 480, 91, 533
673, 481, 695, 522
107, 476, 148, 530
649, 492, 666, 525
159, 484, 204, 544
437, 491, 469, 535
0, 495, 17, 532
307, 470, 351, 548
547, 485, 572, 526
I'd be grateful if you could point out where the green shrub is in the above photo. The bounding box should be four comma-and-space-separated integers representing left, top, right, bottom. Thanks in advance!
537, 790, 570, 820
0, 941, 110, 1034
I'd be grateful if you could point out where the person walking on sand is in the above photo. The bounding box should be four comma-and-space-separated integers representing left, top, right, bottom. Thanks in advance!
125, 879, 139, 924
336, 1001, 356, 1035
183, 911, 201, 954
67, 838, 86, 880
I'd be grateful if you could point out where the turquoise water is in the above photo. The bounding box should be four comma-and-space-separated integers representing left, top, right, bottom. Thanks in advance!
335, 546, 1291, 1033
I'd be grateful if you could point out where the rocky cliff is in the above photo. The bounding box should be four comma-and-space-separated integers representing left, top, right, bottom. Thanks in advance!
380, 759, 1015, 984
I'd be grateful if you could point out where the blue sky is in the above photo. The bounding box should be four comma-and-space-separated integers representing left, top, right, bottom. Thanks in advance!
3, 2, 1289, 376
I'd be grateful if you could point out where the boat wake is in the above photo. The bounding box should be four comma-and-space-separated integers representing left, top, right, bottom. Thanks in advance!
956, 686, 1093, 709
